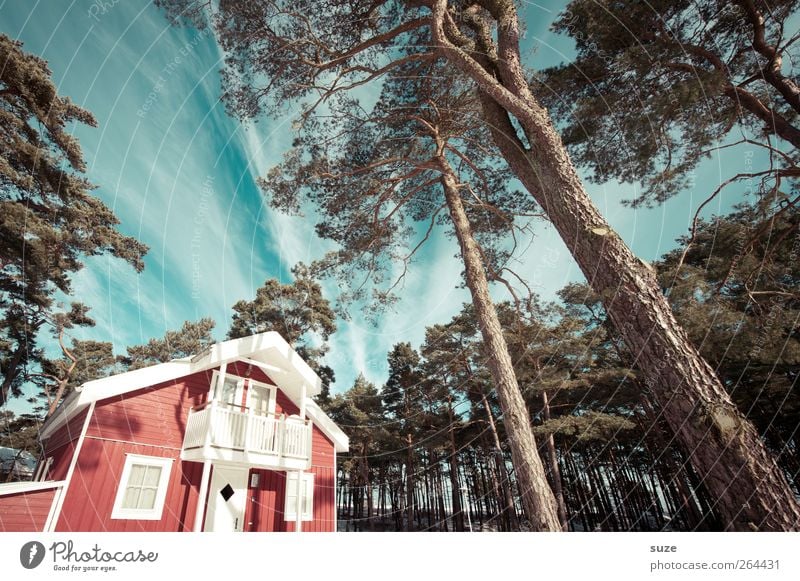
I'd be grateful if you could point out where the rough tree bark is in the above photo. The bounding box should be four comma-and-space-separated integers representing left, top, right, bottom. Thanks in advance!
436, 147, 561, 531
430, 0, 800, 531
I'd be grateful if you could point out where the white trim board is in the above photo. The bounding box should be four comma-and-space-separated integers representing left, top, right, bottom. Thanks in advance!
0, 480, 65, 497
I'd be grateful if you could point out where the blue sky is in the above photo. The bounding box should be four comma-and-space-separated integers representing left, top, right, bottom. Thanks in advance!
0, 0, 761, 414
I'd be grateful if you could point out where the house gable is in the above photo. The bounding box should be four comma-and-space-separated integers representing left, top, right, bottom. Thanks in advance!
40, 332, 348, 453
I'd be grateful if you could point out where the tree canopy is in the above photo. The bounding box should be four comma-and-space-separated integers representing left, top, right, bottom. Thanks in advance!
0, 33, 148, 407
538, 0, 800, 207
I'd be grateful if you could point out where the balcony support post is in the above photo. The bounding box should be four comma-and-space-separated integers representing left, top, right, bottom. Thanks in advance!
278, 414, 286, 461
213, 362, 227, 401
204, 399, 216, 453
244, 405, 253, 454
299, 383, 307, 419
294, 382, 309, 531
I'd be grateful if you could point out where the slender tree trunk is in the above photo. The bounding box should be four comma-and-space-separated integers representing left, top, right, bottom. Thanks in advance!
406, 434, 415, 531
469, 459, 484, 529
392, 472, 402, 530
477, 457, 490, 522
480, 434, 505, 530
423, 453, 432, 529
565, 452, 593, 531
359, 442, 373, 531
587, 454, 618, 531
644, 463, 667, 527
431, 0, 800, 532
437, 156, 560, 531
639, 409, 707, 530
381, 465, 391, 525
542, 391, 569, 530
437, 465, 448, 531
479, 391, 518, 530
417, 482, 423, 529
605, 449, 631, 530
446, 402, 464, 531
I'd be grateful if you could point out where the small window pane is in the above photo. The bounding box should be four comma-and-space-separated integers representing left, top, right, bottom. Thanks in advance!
219, 377, 239, 405
122, 487, 141, 509
127, 465, 146, 486
250, 385, 272, 416
139, 487, 157, 510
143, 466, 162, 487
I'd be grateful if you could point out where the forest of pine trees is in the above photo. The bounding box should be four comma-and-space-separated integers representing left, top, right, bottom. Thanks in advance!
328, 202, 800, 531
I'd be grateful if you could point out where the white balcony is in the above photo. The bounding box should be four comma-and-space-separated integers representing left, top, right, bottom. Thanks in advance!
181, 400, 313, 471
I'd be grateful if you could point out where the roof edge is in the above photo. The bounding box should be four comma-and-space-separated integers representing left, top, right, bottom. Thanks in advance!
39, 332, 325, 441
305, 399, 349, 453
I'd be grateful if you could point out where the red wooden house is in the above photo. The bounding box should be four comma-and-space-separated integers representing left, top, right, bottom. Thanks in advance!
0, 332, 348, 532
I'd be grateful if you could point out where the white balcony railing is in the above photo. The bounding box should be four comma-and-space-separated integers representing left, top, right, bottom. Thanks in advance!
182, 400, 312, 466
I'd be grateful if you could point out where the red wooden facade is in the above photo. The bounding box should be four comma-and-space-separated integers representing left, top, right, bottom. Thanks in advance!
0, 486, 58, 532
0, 333, 347, 533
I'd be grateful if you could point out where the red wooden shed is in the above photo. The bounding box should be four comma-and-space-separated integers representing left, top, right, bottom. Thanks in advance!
0, 332, 349, 532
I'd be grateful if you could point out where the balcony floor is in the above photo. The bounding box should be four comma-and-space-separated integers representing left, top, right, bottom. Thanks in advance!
181, 445, 310, 471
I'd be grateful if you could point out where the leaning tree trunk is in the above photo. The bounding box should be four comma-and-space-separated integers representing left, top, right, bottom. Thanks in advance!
437, 153, 561, 531
431, 0, 800, 531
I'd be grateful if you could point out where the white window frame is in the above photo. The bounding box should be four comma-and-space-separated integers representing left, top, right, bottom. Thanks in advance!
246, 378, 277, 416
284, 472, 314, 521
210, 370, 245, 409
111, 454, 173, 520
208, 370, 277, 415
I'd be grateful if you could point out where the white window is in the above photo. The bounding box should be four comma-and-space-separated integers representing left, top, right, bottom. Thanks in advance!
111, 455, 173, 520
209, 370, 276, 416
284, 472, 314, 521
247, 380, 277, 416
211, 371, 245, 409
